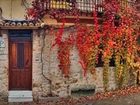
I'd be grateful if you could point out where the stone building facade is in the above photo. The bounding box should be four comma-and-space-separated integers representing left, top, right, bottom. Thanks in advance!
0, 0, 138, 102
31, 28, 117, 98
0, 24, 117, 102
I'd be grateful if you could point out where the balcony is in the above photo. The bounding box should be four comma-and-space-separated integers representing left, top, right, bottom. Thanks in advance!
41, 0, 104, 23
47, 0, 104, 15
38, 0, 129, 24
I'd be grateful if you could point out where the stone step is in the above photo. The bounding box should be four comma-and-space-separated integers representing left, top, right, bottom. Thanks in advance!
8, 91, 33, 102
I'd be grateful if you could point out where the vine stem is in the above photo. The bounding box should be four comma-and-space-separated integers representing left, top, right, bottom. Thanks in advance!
40, 29, 53, 96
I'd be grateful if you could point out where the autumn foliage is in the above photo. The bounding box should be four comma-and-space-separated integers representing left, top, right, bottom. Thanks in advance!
27, 0, 140, 89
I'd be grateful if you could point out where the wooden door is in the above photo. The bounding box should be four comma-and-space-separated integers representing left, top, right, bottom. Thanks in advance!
9, 33, 32, 90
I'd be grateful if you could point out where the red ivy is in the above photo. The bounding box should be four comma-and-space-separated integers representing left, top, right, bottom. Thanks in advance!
58, 37, 73, 77
27, 0, 140, 77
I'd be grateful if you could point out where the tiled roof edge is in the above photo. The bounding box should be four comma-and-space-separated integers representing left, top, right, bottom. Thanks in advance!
0, 19, 41, 29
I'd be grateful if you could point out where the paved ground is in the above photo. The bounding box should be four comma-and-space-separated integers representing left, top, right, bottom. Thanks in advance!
1, 86, 140, 105
92, 94, 140, 105
0, 93, 139, 105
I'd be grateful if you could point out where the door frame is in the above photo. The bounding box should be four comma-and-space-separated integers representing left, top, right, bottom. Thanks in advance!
8, 30, 33, 90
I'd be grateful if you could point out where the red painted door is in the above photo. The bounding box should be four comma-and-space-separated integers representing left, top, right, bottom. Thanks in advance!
9, 37, 32, 90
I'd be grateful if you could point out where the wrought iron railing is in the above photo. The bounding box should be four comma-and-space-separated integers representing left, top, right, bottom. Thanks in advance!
38, 0, 130, 18
46, 0, 104, 17
48, 0, 104, 12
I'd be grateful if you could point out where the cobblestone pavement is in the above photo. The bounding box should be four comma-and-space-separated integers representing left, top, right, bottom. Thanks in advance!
0, 93, 140, 105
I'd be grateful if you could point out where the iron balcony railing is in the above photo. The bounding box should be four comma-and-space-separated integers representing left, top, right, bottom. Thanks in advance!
48, 0, 104, 12
37, 0, 130, 18
45, 0, 104, 17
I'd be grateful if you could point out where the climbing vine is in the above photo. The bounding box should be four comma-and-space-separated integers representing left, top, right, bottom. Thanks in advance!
27, 0, 140, 90
76, 24, 99, 76
57, 36, 74, 77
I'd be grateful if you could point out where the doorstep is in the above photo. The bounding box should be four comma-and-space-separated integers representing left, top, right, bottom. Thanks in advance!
8, 90, 33, 102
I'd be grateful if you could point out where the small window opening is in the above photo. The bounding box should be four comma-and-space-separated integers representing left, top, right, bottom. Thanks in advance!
71, 87, 95, 97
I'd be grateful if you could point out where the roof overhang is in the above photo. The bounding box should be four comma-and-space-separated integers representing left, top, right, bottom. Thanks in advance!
0, 20, 41, 30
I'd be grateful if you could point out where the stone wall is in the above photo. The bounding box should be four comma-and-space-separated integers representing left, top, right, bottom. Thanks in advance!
0, 28, 129, 100
0, 30, 9, 101
32, 29, 70, 98
32, 28, 118, 99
